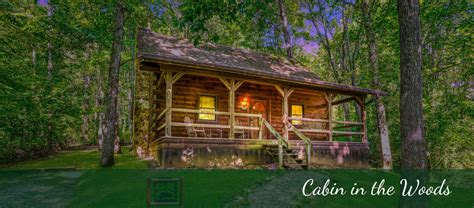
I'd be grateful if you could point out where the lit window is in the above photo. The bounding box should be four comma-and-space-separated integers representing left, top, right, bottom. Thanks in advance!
291, 105, 303, 125
198, 95, 216, 121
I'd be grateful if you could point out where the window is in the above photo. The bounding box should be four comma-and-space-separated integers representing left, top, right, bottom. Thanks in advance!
291, 105, 303, 125
198, 95, 216, 121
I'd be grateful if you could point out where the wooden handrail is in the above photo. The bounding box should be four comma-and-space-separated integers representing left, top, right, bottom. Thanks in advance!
259, 118, 287, 148
157, 123, 166, 132
287, 117, 329, 123
332, 120, 363, 125
333, 124, 362, 129
235, 125, 260, 131
171, 108, 263, 118
156, 108, 168, 121
171, 108, 230, 115
171, 122, 230, 129
235, 113, 262, 118
332, 131, 364, 135
287, 122, 312, 166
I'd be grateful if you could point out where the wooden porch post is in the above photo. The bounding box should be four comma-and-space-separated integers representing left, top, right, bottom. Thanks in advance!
218, 77, 244, 139
229, 80, 236, 139
274, 86, 294, 140
328, 94, 333, 141
275, 86, 293, 168
360, 97, 368, 143
164, 71, 185, 137
322, 92, 334, 141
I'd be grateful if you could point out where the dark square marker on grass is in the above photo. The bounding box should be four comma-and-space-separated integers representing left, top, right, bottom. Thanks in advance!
147, 178, 183, 207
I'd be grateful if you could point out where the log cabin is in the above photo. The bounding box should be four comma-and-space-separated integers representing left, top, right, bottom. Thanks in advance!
133, 29, 388, 169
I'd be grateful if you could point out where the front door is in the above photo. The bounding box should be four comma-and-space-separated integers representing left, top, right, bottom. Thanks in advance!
250, 99, 269, 139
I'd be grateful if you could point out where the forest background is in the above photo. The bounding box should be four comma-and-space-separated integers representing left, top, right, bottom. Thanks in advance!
0, 0, 472, 169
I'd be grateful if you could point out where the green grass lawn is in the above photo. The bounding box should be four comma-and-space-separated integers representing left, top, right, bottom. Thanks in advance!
1, 150, 472, 207
0, 149, 281, 207
8, 148, 148, 169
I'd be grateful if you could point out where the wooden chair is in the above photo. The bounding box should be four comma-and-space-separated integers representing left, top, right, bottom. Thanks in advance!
234, 119, 246, 139
184, 116, 207, 138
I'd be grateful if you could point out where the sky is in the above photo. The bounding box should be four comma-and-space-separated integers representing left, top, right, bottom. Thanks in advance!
38, 0, 48, 6
33, 0, 344, 55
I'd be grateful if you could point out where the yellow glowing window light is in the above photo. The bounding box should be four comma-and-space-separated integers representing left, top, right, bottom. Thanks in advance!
291, 105, 303, 125
198, 95, 216, 120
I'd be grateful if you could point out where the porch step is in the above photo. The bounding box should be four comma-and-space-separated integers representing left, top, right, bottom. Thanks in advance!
263, 144, 309, 169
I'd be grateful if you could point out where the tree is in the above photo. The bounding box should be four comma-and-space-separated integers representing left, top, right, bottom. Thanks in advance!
397, 0, 427, 169
361, 0, 393, 169
101, 0, 125, 167
277, 0, 292, 60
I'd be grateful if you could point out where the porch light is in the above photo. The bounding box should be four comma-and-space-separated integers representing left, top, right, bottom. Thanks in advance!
240, 97, 248, 110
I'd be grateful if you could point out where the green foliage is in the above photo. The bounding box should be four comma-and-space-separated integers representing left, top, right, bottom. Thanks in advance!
0, 0, 471, 168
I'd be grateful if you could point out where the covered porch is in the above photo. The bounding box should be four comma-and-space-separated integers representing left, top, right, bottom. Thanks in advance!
147, 67, 369, 168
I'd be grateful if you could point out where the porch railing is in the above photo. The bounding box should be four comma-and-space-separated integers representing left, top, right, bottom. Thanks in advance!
157, 108, 365, 142
165, 108, 264, 139
286, 121, 312, 166
287, 117, 364, 142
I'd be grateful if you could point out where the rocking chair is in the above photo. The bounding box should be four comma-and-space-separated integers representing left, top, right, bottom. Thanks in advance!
184, 116, 207, 138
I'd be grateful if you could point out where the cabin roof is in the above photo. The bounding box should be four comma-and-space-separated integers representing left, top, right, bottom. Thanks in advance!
138, 29, 387, 96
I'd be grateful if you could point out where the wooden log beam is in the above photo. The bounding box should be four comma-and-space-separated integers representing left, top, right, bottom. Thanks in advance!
218, 77, 245, 139
324, 93, 334, 141
333, 131, 364, 135
235, 126, 260, 131
171, 108, 230, 115
171, 72, 185, 84
229, 80, 236, 139
280, 87, 294, 141
171, 122, 230, 129
156, 72, 164, 89
218, 77, 231, 90
287, 117, 329, 123
333, 97, 356, 106
234, 113, 262, 118
333, 124, 362, 129
229, 80, 235, 139
332, 120, 364, 125
361, 97, 368, 143
157, 123, 166, 132
274, 85, 285, 97
298, 129, 330, 134
156, 107, 168, 121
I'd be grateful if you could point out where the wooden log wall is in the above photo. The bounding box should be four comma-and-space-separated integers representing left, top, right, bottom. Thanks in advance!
160, 69, 329, 140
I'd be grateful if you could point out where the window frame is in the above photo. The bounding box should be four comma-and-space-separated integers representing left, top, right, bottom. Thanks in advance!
290, 104, 304, 125
197, 94, 218, 122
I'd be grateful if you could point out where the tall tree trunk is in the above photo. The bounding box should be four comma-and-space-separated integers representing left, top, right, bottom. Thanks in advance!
128, 63, 134, 147
361, 0, 393, 169
277, 0, 292, 60
101, 0, 125, 167
397, 0, 427, 170
97, 63, 104, 150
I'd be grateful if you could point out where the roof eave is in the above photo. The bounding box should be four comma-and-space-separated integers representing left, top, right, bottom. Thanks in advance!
139, 54, 389, 97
